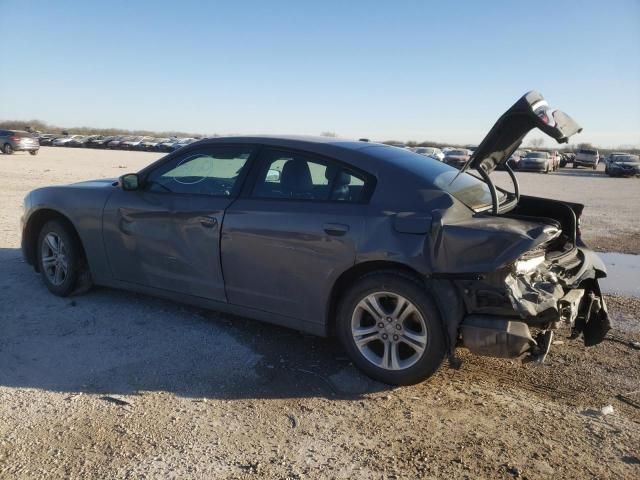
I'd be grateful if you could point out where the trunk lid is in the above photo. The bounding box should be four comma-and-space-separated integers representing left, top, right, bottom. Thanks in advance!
456, 91, 582, 177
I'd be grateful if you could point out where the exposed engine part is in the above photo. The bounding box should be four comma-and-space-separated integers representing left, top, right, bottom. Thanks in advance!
558, 289, 585, 327
460, 315, 536, 358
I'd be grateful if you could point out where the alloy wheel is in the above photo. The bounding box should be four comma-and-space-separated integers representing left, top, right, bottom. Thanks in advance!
351, 292, 428, 370
41, 232, 68, 286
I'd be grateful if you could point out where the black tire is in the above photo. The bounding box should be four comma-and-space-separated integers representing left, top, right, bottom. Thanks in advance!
545, 165, 550, 174
573, 162, 578, 169
3, 143, 13, 154
592, 164, 597, 170
336, 271, 446, 385
37, 219, 81, 296
29, 150, 39, 156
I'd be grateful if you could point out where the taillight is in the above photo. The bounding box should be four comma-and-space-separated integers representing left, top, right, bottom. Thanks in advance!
10, 136, 21, 142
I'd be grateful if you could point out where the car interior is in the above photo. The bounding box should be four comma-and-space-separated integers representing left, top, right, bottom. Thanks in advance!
254, 156, 364, 202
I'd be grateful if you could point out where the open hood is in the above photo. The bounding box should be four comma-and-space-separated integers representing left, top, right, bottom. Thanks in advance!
457, 91, 582, 176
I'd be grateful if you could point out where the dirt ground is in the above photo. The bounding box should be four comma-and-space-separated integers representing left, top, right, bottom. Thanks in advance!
1, 147, 639, 479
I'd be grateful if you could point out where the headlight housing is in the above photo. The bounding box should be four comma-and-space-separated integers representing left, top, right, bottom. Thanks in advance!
514, 254, 545, 274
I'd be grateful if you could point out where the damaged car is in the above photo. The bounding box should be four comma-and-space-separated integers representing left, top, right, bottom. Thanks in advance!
20, 91, 610, 385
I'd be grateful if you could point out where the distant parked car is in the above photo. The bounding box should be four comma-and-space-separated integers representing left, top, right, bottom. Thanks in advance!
518, 151, 555, 173
573, 148, 599, 169
414, 147, 444, 161
606, 154, 640, 177
37, 134, 56, 146
155, 138, 178, 152
558, 152, 570, 168
53, 135, 83, 147
0, 129, 40, 155
603, 152, 627, 174
443, 149, 471, 169
137, 137, 164, 151
119, 136, 147, 150
499, 149, 525, 170
67, 135, 97, 148
107, 136, 131, 149
86, 136, 113, 148
170, 138, 197, 151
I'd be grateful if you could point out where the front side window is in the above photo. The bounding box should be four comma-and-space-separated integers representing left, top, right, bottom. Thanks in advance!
252, 149, 367, 202
145, 146, 253, 196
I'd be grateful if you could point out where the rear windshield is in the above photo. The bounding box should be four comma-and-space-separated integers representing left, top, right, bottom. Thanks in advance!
447, 150, 468, 156
364, 146, 496, 210
579, 149, 597, 155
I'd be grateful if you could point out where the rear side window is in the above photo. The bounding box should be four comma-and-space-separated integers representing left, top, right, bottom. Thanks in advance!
252, 148, 368, 202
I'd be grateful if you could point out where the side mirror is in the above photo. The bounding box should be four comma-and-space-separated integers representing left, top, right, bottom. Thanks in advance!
119, 173, 140, 191
266, 168, 281, 182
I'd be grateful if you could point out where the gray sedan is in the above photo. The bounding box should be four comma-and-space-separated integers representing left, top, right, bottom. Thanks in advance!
20, 91, 610, 385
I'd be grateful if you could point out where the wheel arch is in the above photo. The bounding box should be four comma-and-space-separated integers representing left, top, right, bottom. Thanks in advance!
325, 260, 465, 354
24, 208, 87, 271
325, 260, 427, 337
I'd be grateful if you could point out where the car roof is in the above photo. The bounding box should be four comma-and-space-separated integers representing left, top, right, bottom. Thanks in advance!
198, 135, 377, 151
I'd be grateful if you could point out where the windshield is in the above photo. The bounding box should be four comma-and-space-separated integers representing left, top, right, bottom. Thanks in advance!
448, 150, 468, 156
615, 155, 639, 163
526, 152, 548, 159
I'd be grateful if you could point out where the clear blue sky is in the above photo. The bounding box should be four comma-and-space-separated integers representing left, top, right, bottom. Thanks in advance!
1, 0, 639, 147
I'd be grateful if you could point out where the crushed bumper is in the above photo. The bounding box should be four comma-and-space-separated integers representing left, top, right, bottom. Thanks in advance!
456, 247, 610, 360
504, 247, 610, 346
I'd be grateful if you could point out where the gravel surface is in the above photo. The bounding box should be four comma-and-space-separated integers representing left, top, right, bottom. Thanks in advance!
1, 147, 639, 479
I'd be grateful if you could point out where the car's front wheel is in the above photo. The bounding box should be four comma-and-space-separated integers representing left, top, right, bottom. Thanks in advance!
37, 220, 81, 296
29, 150, 38, 156
3, 143, 13, 154
337, 272, 446, 385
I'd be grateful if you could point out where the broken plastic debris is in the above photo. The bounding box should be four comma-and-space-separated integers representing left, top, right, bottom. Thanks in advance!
600, 405, 614, 416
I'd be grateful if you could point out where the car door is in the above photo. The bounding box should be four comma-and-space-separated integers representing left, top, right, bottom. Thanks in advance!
221, 147, 368, 327
102, 144, 255, 300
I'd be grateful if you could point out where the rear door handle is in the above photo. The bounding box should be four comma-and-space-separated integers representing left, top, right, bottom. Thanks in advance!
199, 216, 218, 228
323, 223, 349, 236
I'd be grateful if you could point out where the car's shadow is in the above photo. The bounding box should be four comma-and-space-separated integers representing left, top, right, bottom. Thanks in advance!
0, 248, 388, 400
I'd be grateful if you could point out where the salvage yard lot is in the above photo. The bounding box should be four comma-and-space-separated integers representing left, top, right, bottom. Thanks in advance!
1, 147, 639, 479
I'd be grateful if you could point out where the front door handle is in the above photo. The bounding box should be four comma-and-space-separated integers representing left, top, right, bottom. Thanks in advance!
323, 223, 349, 236
199, 216, 218, 229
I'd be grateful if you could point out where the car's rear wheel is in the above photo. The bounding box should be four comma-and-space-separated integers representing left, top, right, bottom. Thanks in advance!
3, 143, 13, 154
573, 162, 578, 169
336, 272, 446, 385
29, 150, 38, 156
37, 220, 81, 296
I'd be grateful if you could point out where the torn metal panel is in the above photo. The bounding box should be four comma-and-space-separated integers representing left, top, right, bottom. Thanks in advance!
504, 270, 564, 318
